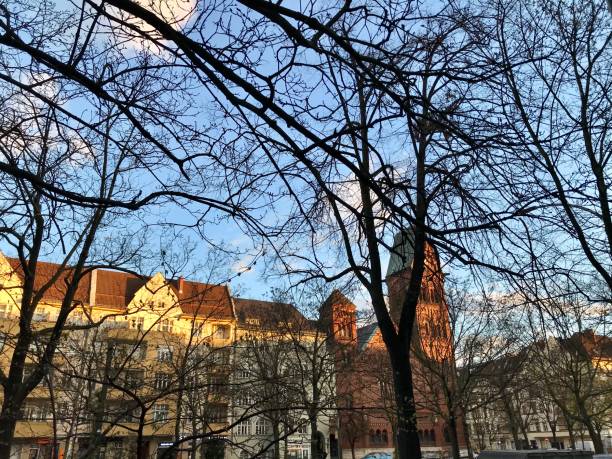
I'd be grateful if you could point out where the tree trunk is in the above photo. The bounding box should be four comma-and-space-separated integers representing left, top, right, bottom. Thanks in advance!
0, 408, 17, 459
447, 413, 461, 459
581, 417, 604, 453
284, 435, 289, 459
391, 349, 421, 459
273, 422, 281, 459
0, 335, 30, 456
568, 424, 576, 449
520, 426, 529, 449
310, 415, 320, 459
509, 424, 520, 450
136, 411, 147, 459
461, 412, 474, 459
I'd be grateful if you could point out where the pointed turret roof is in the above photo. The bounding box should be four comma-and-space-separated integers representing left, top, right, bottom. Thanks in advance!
386, 230, 415, 278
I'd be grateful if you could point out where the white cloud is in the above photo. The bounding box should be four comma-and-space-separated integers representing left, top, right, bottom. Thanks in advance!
110, 0, 197, 50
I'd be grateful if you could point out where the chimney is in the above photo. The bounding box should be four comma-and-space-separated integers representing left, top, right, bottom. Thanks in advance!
178, 276, 184, 295
89, 269, 97, 306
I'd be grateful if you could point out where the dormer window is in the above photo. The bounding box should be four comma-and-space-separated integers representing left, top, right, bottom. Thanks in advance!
246, 318, 260, 326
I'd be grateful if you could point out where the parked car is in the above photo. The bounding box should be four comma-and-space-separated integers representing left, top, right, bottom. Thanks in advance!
362, 453, 393, 459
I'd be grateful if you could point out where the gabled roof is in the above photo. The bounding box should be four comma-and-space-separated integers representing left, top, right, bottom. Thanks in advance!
558, 329, 612, 360
95, 270, 146, 310
171, 280, 233, 319
320, 289, 354, 312
357, 322, 379, 351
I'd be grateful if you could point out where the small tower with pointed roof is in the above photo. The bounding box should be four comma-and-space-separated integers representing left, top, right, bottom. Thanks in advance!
319, 289, 357, 345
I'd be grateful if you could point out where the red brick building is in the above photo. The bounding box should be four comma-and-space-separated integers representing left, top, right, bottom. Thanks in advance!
321, 233, 466, 459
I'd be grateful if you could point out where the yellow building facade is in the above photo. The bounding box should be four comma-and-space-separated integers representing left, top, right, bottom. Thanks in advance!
0, 253, 332, 459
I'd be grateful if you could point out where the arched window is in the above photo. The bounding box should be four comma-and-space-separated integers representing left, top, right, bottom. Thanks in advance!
418, 430, 423, 441
430, 429, 436, 443
443, 427, 451, 443
369, 430, 376, 444
382, 430, 388, 445
376, 429, 382, 443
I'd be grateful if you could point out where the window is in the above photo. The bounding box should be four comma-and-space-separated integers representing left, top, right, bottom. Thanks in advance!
0, 303, 12, 318
155, 372, 170, 390
130, 317, 144, 330
28, 340, 41, 356
157, 319, 173, 333
255, 418, 270, 436
213, 348, 231, 365
246, 318, 260, 326
379, 381, 393, 400
114, 342, 146, 362
288, 449, 308, 459
370, 429, 386, 444
208, 404, 228, 423
214, 325, 229, 340
296, 422, 308, 434
153, 404, 169, 423
21, 403, 49, 421
121, 405, 142, 423
235, 392, 253, 407
238, 369, 250, 379
23, 364, 46, 386
193, 322, 204, 337
235, 420, 251, 436
208, 376, 228, 395
157, 346, 173, 362
124, 369, 144, 389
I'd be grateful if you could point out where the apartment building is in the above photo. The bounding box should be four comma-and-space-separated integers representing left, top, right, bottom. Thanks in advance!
466, 330, 612, 454
0, 253, 331, 459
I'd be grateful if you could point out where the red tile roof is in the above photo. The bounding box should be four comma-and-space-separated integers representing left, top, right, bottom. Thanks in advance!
171, 280, 233, 319
7, 258, 91, 304
233, 298, 310, 329
4, 257, 234, 319
94, 270, 146, 310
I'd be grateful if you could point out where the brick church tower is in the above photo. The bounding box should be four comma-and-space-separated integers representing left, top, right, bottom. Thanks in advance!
322, 231, 466, 459
386, 230, 452, 361
386, 230, 466, 454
